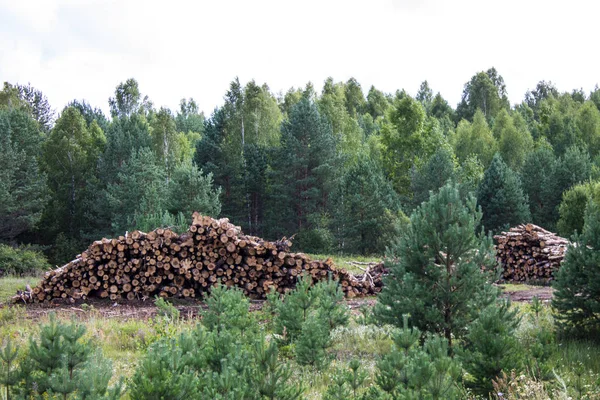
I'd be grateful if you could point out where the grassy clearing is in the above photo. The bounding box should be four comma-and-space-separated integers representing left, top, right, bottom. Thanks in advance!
307, 253, 382, 273
496, 283, 539, 292
1, 274, 600, 398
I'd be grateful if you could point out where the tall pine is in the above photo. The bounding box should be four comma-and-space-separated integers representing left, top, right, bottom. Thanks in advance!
266, 98, 337, 248
477, 153, 530, 233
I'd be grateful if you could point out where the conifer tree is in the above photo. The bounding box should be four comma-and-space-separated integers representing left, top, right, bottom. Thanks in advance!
477, 154, 531, 233
458, 300, 521, 395
410, 146, 456, 208
167, 160, 221, 218
266, 98, 337, 246
0, 109, 47, 241
553, 200, 600, 333
521, 145, 559, 229
374, 183, 498, 348
375, 315, 463, 399
333, 156, 404, 255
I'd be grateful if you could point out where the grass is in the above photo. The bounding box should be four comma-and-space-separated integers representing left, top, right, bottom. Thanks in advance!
0, 275, 40, 303
496, 283, 540, 292
1, 271, 600, 398
307, 253, 382, 273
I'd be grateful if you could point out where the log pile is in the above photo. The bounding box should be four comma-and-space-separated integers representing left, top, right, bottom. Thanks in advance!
494, 224, 569, 282
17, 213, 382, 304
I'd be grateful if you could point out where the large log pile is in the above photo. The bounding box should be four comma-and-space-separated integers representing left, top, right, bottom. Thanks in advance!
494, 224, 569, 282
18, 213, 382, 304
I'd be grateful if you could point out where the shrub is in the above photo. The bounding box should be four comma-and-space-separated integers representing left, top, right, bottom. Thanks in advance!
0, 244, 49, 276
458, 300, 522, 395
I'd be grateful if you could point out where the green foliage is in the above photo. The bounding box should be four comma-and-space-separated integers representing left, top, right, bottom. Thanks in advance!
41, 106, 105, 242
375, 315, 463, 399
557, 181, 600, 237
495, 110, 534, 170
0, 338, 19, 400
127, 210, 189, 234
107, 147, 168, 233
167, 160, 222, 218
374, 183, 499, 347
131, 284, 302, 399
0, 109, 47, 240
14, 313, 122, 399
266, 98, 338, 242
456, 67, 510, 122
0, 244, 49, 275
453, 109, 497, 167
333, 156, 404, 255
324, 359, 368, 400
521, 144, 559, 229
458, 300, 522, 395
154, 296, 180, 321
553, 200, 600, 334
295, 313, 331, 368
381, 94, 447, 196
202, 283, 254, 335
477, 154, 531, 233
410, 146, 456, 208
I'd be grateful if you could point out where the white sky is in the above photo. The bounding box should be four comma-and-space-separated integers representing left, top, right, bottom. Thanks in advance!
1, 0, 598, 117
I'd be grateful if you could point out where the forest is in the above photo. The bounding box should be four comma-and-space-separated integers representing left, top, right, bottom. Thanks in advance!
4, 68, 600, 399
3, 67, 600, 267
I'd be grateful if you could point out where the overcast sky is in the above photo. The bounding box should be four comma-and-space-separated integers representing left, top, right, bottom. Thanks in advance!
1, 0, 598, 118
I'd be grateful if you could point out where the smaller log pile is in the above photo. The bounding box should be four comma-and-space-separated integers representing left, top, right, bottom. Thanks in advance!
494, 224, 569, 282
16, 213, 383, 304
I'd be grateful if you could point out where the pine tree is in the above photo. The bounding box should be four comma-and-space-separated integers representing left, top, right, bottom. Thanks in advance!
0, 339, 19, 400
295, 313, 331, 369
375, 315, 463, 399
477, 153, 531, 233
521, 144, 559, 230
553, 200, 600, 334
266, 98, 337, 245
167, 160, 221, 218
374, 183, 499, 348
333, 156, 404, 255
458, 300, 521, 395
0, 109, 47, 241
106, 147, 168, 233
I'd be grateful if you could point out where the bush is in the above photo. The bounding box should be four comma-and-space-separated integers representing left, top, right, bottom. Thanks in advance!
0, 244, 50, 276
0, 313, 123, 399
458, 300, 522, 395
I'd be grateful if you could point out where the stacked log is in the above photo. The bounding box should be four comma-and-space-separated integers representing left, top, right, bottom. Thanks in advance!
18, 213, 381, 304
494, 224, 569, 282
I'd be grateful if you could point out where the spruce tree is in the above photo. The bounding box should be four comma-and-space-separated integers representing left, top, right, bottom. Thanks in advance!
410, 146, 456, 208
553, 200, 600, 334
477, 153, 530, 233
266, 97, 337, 248
333, 156, 404, 255
374, 183, 498, 348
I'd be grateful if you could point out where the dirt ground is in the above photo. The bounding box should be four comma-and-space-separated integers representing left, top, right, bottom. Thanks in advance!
11, 286, 549, 321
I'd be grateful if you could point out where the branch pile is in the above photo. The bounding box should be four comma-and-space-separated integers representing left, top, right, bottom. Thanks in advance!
17, 213, 383, 304
494, 224, 569, 282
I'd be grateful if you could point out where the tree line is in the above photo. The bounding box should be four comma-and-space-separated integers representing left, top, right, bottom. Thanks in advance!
2, 69, 600, 265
